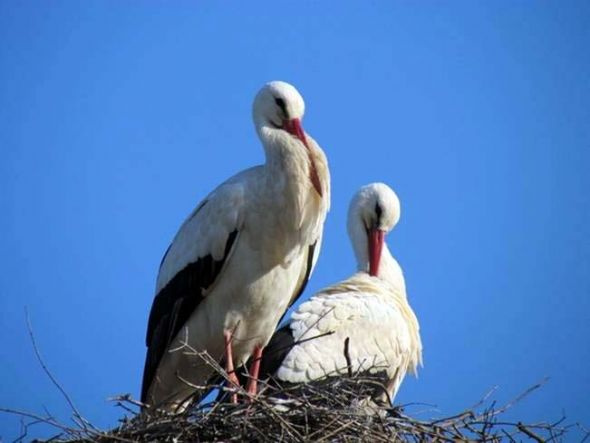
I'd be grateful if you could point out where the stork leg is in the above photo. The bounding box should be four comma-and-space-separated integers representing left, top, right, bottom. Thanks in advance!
246, 345, 263, 397
223, 330, 240, 404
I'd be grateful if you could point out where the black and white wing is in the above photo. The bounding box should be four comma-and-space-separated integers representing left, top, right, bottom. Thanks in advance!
141, 180, 245, 402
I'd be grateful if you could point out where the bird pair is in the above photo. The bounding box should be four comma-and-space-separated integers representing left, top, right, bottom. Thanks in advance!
141, 81, 422, 412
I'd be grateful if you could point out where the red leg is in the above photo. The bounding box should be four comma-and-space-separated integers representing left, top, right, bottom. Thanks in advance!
246, 345, 263, 397
224, 330, 240, 404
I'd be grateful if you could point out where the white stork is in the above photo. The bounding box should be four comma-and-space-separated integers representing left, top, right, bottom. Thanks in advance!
141, 81, 330, 410
256, 183, 421, 405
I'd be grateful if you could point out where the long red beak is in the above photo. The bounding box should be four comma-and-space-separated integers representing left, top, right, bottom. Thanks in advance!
283, 118, 323, 197
368, 228, 385, 277
283, 118, 309, 148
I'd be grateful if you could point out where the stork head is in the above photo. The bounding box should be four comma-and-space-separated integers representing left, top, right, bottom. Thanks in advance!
252, 81, 308, 148
347, 183, 401, 277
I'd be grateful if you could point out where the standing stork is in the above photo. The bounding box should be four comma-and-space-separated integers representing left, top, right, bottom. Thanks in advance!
256, 183, 421, 405
141, 81, 330, 411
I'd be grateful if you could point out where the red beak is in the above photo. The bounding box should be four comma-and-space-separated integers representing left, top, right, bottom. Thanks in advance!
283, 118, 323, 198
283, 118, 309, 148
368, 228, 385, 277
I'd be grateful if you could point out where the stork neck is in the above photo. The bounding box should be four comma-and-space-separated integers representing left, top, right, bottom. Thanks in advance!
259, 126, 321, 196
350, 222, 406, 292
374, 244, 406, 291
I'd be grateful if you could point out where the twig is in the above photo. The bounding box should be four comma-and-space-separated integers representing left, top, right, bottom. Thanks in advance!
517, 421, 545, 442
489, 377, 549, 417
343, 337, 353, 377
24, 308, 94, 433
0, 407, 77, 436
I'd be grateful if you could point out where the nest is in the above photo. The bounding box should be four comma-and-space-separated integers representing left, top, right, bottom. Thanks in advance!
1, 322, 583, 442
5, 372, 577, 443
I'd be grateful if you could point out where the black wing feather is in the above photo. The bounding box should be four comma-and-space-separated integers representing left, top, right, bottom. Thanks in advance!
141, 229, 238, 403
257, 324, 296, 381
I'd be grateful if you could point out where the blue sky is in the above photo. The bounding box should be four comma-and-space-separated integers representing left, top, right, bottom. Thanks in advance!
1, 1, 589, 440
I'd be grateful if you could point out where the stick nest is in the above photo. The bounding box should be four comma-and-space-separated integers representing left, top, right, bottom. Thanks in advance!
19, 373, 577, 443
4, 311, 585, 441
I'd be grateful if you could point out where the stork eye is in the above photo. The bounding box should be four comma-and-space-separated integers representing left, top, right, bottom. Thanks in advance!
375, 202, 383, 221
275, 97, 286, 113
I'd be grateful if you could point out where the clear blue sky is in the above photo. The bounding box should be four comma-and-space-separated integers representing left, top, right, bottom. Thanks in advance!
1, 1, 589, 440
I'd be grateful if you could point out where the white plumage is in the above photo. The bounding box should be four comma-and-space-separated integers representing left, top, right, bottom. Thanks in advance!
264, 183, 421, 404
142, 81, 330, 410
